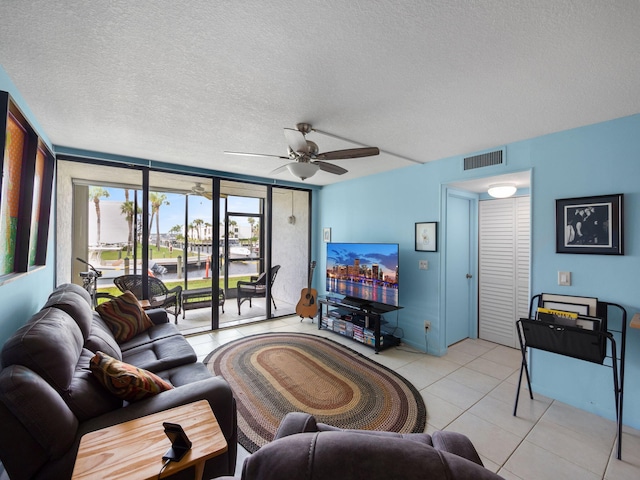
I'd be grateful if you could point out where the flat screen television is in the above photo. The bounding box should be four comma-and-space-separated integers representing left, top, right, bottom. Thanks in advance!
326, 242, 399, 308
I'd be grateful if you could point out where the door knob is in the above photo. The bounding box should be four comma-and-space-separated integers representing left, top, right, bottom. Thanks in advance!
466, 273, 473, 279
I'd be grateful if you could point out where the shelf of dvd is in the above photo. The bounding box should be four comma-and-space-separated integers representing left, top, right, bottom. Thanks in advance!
317, 297, 401, 353
514, 293, 627, 460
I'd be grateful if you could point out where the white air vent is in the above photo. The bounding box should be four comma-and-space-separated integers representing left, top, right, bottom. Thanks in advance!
464, 150, 504, 170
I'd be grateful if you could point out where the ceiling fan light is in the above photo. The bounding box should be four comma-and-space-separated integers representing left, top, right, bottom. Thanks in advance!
287, 162, 319, 180
488, 183, 517, 198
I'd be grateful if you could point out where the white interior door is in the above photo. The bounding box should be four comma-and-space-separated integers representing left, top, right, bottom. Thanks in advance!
478, 196, 530, 348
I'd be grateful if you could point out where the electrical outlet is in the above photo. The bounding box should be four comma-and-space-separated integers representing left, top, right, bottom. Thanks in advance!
424, 320, 431, 331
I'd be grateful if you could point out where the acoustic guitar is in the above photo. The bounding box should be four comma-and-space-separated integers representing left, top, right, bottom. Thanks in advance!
296, 261, 318, 319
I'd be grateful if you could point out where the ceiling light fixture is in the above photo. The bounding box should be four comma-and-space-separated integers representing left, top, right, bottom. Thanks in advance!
487, 183, 517, 198
286, 162, 319, 181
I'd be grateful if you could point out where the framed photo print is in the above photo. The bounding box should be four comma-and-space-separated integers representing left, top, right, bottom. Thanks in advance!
556, 193, 623, 255
415, 222, 437, 252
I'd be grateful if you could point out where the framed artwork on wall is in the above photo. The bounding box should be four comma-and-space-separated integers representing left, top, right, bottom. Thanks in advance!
0, 107, 27, 275
415, 222, 437, 252
28, 142, 54, 267
0, 90, 54, 277
556, 193, 624, 255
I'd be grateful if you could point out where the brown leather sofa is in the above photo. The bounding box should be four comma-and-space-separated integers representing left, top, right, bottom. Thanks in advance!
0, 283, 237, 480
224, 412, 504, 480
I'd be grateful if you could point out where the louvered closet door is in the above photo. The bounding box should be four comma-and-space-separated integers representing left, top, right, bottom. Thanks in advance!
478, 196, 530, 348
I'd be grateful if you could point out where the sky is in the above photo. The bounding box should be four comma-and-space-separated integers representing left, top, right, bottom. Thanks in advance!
100, 187, 259, 233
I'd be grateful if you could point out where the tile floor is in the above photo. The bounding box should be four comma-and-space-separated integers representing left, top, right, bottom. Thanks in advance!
186, 315, 640, 480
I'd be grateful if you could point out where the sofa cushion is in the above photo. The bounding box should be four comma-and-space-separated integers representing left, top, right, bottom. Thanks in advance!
96, 291, 154, 342
90, 351, 173, 401
118, 322, 182, 352
0, 308, 122, 421
85, 313, 122, 360
44, 289, 93, 340
0, 365, 78, 459
66, 349, 123, 420
121, 335, 197, 372
1, 308, 82, 390
155, 361, 215, 387
53, 282, 92, 306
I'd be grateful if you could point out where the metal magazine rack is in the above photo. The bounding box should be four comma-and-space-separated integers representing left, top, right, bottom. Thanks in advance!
513, 293, 627, 460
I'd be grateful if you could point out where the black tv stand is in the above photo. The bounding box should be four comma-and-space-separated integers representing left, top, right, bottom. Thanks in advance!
318, 297, 401, 353
339, 296, 370, 308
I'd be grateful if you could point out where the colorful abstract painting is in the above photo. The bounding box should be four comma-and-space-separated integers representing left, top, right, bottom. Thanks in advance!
0, 113, 25, 275
28, 146, 45, 265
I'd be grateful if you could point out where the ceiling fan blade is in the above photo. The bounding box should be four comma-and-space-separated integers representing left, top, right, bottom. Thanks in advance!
284, 128, 309, 154
314, 161, 348, 175
224, 151, 288, 160
269, 164, 289, 175
317, 147, 380, 160
203, 192, 213, 200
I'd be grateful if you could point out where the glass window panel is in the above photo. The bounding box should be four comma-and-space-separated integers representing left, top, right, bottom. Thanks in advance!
58, 161, 143, 296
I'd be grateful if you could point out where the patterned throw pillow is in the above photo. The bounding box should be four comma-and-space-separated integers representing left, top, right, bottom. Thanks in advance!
96, 290, 154, 342
89, 351, 173, 401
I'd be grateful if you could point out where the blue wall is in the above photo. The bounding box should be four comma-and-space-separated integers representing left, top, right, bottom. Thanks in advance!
318, 114, 640, 429
0, 67, 57, 345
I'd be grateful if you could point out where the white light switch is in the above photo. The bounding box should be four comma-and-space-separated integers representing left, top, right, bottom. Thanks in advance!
558, 271, 571, 286
419, 260, 429, 270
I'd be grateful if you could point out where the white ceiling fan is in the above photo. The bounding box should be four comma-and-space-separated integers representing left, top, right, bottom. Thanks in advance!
190, 182, 213, 200
224, 123, 380, 180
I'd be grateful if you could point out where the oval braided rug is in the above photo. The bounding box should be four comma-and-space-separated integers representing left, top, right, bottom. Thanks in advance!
204, 332, 427, 453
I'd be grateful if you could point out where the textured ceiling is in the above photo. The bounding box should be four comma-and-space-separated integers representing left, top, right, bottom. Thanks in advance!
1, 1, 639, 186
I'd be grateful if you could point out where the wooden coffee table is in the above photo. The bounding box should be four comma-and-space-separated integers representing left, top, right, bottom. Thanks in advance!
72, 400, 227, 480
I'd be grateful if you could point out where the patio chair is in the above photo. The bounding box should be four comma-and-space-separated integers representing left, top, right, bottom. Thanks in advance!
237, 265, 281, 315
113, 274, 182, 323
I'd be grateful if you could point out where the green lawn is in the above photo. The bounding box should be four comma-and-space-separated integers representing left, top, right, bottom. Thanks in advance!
96, 245, 251, 297
97, 276, 250, 297
101, 245, 207, 261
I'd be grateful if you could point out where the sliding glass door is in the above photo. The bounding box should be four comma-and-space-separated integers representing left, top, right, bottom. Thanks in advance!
58, 159, 312, 333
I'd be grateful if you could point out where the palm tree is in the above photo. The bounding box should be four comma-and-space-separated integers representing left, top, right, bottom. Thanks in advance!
169, 224, 182, 237
193, 218, 204, 241
120, 189, 138, 255
89, 186, 110, 245
149, 192, 169, 249
247, 217, 256, 249
168, 224, 182, 248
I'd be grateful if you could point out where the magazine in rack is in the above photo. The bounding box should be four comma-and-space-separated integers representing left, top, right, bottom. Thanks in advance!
536, 293, 604, 332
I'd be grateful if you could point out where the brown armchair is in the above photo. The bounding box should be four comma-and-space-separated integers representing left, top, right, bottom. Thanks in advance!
113, 275, 182, 323
220, 412, 499, 480
236, 265, 280, 314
